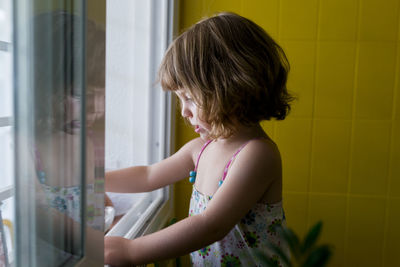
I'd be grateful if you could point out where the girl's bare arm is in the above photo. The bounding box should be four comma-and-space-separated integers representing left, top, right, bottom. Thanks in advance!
105, 137, 204, 193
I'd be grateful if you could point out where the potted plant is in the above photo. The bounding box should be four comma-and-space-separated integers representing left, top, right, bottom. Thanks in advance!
257, 221, 333, 267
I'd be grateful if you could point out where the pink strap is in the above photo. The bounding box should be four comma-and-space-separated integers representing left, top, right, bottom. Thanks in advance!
33, 146, 44, 171
194, 138, 260, 180
194, 140, 213, 171
221, 139, 256, 181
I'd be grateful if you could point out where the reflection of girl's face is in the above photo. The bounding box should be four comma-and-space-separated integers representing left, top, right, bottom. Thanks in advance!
65, 95, 81, 133
86, 87, 105, 127
64, 87, 105, 133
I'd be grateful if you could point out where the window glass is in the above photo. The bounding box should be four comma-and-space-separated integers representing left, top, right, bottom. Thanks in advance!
105, 0, 173, 236
0, 0, 12, 42
13, 3, 89, 265
12, 1, 106, 265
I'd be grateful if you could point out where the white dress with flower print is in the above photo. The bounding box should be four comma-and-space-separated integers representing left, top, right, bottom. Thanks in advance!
189, 186, 289, 267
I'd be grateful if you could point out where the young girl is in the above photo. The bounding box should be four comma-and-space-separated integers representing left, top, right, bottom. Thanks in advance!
105, 12, 293, 266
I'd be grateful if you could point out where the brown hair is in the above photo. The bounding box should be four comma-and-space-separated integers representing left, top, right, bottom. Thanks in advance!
159, 12, 294, 138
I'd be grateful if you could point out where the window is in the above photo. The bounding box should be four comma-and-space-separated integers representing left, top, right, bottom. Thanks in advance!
104, 0, 177, 238
12, 0, 105, 265
0, 0, 14, 265
2, 0, 177, 265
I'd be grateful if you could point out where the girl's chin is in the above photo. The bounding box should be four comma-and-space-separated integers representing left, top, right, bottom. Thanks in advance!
199, 135, 209, 141
198, 131, 210, 140
194, 125, 211, 140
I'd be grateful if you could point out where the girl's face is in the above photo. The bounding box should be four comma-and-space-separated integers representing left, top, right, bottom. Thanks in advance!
176, 89, 211, 140
86, 87, 105, 127
65, 94, 81, 134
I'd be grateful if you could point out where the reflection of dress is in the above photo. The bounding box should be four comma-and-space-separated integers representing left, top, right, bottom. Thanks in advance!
39, 183, 103, 230
33, 132, 104, 231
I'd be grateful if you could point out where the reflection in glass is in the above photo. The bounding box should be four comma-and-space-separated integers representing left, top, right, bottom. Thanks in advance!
14, 5, 106, 265
31, 10, 86, 264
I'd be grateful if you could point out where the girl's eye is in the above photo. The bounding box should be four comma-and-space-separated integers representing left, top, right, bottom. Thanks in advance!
182, 94, 193, 102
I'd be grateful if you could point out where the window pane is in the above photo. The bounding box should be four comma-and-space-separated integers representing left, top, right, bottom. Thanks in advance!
0, 0, 12, 42
105, 0, 174, 238
14, 4, 87, 265
0, 51, 12, 118
0, 0, 14, 266
0, 126, 13, 188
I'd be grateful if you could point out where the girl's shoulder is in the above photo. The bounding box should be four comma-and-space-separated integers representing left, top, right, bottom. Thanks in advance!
246, 137, 280, 159
181, 137, 207, 151
237, 137, 282, 173
177, 137, 208, 163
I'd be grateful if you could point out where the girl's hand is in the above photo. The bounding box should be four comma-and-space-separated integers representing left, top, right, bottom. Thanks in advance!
105, 193, 114, 207
104, 236, 134, 266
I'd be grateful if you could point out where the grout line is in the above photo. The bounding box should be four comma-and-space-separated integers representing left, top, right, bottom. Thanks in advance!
305, 0, 321, 230
277, 0, 281, 42
273, 0, 281, 140
285, 190, 400, 200
276, 0, 281, 41
382, 4, 400, 266
343, 0, 362, 265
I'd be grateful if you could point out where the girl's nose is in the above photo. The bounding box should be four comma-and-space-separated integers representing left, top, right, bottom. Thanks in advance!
181, 103, 192, 118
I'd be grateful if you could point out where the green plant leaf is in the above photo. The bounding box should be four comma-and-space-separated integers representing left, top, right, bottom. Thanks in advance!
266, 242, 291, 266
302, 244, 332, 267
254, 250, 282, 267
301, 221, 323, 253
277, 226, 301, 260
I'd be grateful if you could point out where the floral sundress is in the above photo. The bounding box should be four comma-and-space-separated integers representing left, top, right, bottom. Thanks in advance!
189, 186, 289, 266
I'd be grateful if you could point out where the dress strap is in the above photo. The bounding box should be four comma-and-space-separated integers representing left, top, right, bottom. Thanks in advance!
194, 139, 213, 171
221, 138, 260, 182
32, 146, 47, 184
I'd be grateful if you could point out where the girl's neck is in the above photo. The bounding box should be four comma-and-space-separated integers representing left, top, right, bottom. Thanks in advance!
215, 123, 268, 145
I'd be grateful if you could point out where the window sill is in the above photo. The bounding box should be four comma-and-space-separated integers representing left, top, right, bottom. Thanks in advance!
105, 186, 174, 239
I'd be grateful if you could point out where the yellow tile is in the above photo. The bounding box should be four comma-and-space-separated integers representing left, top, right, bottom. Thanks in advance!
350, 121, 391, 196
308, 194, 346, 267
242, 0, 279, 38
203, 0, 242, 16
318, 0, 358, 41
383, 198, 400, 267
280, 0, 318, 40
275, 119, 312, 192
346, 196, 386, 267
396, 44, 400, 120
283, 192, 309, 238
281, 41, 316, 118
356, 42, 396, 120
174, 181, 192, 220
389, 120, 400, 197
315, 42, 355, 119
359, 0, 399, 41
180, 0, 205, 30
260, 120, 276, 139
399, 9, 400, 42
311, 120, 351, 194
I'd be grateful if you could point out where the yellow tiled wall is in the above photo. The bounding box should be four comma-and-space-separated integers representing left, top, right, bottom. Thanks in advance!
174, 0, 400, 266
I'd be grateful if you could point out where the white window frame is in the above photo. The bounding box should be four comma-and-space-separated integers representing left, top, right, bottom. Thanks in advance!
104, 0, 178, 239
